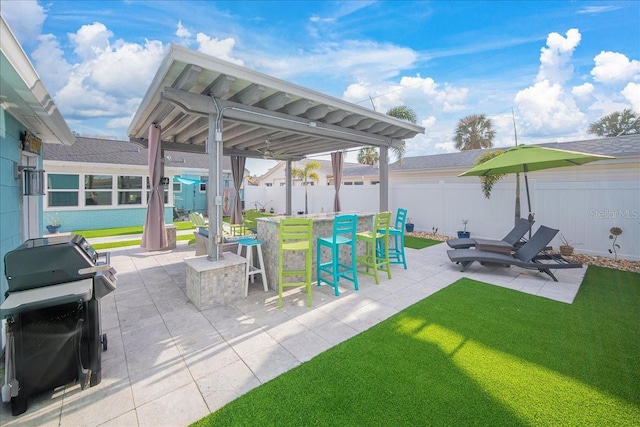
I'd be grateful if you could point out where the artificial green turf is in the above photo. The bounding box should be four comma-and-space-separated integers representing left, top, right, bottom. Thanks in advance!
192, 266, 640, 426
403, 235, 441, 249
73, 221, 195, 238
91, 233, 193, 250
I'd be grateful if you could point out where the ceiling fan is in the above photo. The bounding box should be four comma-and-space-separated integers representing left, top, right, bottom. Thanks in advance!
256, 139, 277, 159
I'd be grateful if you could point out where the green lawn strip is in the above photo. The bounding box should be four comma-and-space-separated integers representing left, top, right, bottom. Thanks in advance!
91, 233, 193, 250
73, 221, 195, 238
404, 235, 441, 249
193, 266, 640, 426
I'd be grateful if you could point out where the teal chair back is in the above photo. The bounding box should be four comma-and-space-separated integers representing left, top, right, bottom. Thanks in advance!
333, 214, 358, 242
394, 208, 408, 232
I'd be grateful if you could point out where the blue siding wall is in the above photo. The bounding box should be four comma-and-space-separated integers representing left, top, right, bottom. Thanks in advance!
43, 206, 174, 231
0, 111, 25, 300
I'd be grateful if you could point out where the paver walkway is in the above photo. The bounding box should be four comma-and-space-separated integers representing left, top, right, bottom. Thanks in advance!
0, 241, 585, 426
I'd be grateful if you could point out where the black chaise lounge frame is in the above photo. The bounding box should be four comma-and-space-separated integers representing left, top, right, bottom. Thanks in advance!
447, 225, 582, 282
447, 218, 531, 250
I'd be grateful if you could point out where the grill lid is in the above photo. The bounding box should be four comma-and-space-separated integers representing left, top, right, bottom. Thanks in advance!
4, 235, 99, 295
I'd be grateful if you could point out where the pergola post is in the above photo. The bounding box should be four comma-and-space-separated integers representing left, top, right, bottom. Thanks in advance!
207, 112, 223, 261
379, 146, 389, 212
285, 159, 292, 215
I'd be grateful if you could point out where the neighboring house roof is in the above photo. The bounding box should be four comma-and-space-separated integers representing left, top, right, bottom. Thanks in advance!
44, 136, 232, 171
257, 158, 378, 182
1, 16, 74, 145
390, 134, 640, 171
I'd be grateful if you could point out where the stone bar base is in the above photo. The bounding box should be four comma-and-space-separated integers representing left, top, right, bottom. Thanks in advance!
165, 224, 177, 249
185, 252, 246, 310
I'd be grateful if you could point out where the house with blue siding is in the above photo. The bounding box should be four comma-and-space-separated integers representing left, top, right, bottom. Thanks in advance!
43, 137, 241, 231
0, 16, 76, 303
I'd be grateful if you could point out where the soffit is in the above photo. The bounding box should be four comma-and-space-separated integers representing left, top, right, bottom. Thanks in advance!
1, 17, 75, 146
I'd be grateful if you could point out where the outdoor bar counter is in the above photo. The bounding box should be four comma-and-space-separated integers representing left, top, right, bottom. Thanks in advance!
257, 212, 375, 291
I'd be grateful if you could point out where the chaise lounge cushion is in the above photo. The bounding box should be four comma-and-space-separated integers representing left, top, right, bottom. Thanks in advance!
447, 218, 532, 250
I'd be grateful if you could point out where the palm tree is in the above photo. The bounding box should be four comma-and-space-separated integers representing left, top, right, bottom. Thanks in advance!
357, 105, 417, 165
588, 109, 640, 137
453, 114, 495, 151
291, 160, 321, 214
357, 146, 379, 165
474, 149, 505, 198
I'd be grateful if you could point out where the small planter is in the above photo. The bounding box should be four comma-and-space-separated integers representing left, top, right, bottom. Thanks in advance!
457, 231, 470, 238
46, 225, 61, 234
405, 223, 415, 232
559, 245, 574, 256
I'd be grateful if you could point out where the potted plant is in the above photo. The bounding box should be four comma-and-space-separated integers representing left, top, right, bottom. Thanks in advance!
457, 220, 470, 238
46, 215, 62, 234
405, 218, 414, 232
559, 234, 576, 256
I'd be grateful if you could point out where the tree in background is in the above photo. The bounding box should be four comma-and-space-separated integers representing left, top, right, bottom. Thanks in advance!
588, 109, 640, 137
357, 105, 417, 165
291, 160, 321, 214
474, 150, 505, 198
357, 147, 379, 165
453, 114, 495, 150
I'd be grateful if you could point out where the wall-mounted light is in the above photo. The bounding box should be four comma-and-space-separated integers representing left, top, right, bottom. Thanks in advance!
14, 163, 45, 196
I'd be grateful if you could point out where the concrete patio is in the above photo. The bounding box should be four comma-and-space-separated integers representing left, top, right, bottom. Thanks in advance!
0, 241, 586, 426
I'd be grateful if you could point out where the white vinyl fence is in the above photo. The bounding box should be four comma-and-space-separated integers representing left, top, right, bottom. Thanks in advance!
244, 172, 639, 261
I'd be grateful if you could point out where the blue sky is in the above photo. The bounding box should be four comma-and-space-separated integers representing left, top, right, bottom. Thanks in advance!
3, 1, 639, 174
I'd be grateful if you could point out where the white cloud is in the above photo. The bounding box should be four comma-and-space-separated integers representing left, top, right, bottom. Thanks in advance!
107, 115, 134, 129
536, 28, 581, 84
591, 51, 640, 84
514, 80, 586, 136
622, 82, 640, 110
572, 83, 594, 100
251, 40, 416, 83
577, 5, 621, 14
176, 21, 192, 38
343, 75, 468, 117
1, 0, 46, 45
30, 34, 72, 94
196, 33, 244, 65
30, 22, 165, 133
69, 22, 113, 59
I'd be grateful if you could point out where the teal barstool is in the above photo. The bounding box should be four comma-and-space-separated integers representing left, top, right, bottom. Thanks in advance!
236, 238, 268, 297
379, 208, 408, 269
317, 214, 359, 296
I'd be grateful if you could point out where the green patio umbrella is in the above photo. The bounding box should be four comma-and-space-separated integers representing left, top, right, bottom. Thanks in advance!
459, 145, 614, 233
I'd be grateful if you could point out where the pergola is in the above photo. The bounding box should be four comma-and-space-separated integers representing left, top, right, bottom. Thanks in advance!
128, 44, 424, 260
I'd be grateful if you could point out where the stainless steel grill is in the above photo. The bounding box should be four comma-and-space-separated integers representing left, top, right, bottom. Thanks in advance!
1, 234, 116, 416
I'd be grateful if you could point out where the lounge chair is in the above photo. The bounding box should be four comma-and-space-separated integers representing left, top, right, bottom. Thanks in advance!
447, 225, 582, 281
447, 218, 531, 250
188, 212, 208, 227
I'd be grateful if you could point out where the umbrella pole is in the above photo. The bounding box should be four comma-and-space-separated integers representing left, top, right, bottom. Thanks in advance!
524, 164, 533, 238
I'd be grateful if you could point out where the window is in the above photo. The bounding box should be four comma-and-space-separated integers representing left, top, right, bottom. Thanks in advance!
173, 182, 182, 193
265, 183, 273, 187
84, 175, 112, 205
146, 177, 169, 204
199, 176, 207, 192
118, 176, 143, 205
354, 181, 364, 186
47, 174, 79, 207
344, 182, 353, 186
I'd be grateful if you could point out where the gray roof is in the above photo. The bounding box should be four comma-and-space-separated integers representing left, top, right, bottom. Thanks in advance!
44, 136, 232, 171
390, 134, 640, 171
